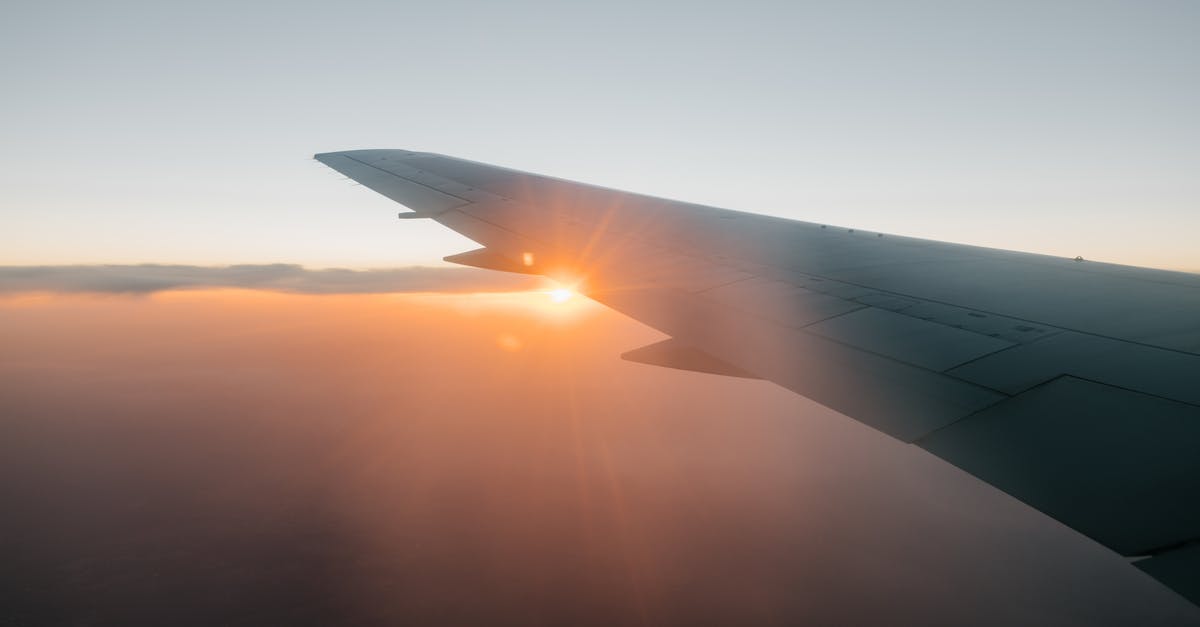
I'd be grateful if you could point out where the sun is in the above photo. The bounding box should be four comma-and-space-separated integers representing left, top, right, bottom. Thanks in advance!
548, 288, 574, 304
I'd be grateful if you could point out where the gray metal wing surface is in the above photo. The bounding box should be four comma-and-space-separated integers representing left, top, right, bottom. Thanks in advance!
315, 148, 1200, 606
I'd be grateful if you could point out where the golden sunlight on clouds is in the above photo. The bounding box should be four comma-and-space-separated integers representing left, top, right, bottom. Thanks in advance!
1, 289, 1193, 625
401, 288, 593, 326
496, 333, 524, 352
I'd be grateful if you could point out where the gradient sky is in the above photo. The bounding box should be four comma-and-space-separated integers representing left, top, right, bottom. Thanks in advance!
2, 0, 1198, 270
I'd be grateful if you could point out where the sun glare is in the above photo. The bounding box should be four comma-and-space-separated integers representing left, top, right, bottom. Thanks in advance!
548, 288, 574, 304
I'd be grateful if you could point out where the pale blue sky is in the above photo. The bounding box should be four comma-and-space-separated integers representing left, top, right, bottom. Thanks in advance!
2, 0, 1197, 270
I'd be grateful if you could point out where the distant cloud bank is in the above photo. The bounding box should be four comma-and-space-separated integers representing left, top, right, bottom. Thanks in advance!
0, 264, 543, 295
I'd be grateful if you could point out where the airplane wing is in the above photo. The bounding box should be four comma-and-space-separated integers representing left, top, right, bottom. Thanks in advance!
315, 148, 1200, 606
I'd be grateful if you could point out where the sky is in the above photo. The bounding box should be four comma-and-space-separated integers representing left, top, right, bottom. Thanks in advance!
1, 0, 1198, 270
2, 286, 1197, 625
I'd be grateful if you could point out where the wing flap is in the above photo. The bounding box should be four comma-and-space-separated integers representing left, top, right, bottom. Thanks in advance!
621, 338, 760, 379
949, 331, 1200, 404
803, 306, 1015, 372
443, 248, 540, 275
920, 376, 1200, 557
594, 285, 1005, 441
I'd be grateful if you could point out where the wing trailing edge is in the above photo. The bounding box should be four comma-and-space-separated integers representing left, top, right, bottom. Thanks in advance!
621, 338, 761, 379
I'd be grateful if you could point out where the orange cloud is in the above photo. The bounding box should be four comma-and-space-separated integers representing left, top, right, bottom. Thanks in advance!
0, 264, 544, 295
1, 290, 1192, 625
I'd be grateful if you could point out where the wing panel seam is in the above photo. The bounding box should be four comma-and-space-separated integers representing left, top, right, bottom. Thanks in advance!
342, 154, 475, 206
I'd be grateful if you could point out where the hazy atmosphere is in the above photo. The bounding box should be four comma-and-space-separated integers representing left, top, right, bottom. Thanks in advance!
1, 278, 1196, 625
2, 0, 1198, 624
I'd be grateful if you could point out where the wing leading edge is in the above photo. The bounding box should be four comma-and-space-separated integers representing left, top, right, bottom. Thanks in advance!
315, 148, 1200, 607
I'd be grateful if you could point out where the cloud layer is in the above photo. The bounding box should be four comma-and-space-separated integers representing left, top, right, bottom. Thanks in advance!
3, 291, 1195, 626
0, 264, 543, 295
